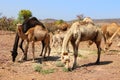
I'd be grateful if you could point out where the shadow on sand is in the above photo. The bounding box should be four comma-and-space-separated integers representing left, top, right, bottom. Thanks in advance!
18, 56, 60, 64
35, 56, 60, 63
78, 61, 113, 68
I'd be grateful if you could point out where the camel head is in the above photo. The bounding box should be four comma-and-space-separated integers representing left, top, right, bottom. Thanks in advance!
11, 50, 18, 62
105, 40, 112, 51
61, 52, 70, 69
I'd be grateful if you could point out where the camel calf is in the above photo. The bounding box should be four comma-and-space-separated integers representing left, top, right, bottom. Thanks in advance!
51, 31, 64, 48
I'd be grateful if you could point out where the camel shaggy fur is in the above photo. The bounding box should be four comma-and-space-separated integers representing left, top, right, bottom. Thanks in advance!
61, 21, 102, 70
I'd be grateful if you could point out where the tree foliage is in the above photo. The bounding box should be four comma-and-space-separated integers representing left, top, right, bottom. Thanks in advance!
18, 9, 32, 23
54, 19, 64, 25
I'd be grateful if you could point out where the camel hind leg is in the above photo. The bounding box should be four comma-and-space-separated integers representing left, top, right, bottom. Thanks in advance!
19, 39, 24, 53
47, 45, 51, 57
46, 34, 51, 57
43, 35, 51, 58
21, 41, 29, 61
40, 41, 45, 56
43, 42, 51, 58
95, 41, 101, 64
94, 30, 102, 64
32, 41, 35, 61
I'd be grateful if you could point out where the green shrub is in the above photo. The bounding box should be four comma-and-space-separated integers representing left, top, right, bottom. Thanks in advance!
55, 61, 65, 67
33, 64, 42, 72
33, 63, 55, 74
54, 19, 64, 25
62, 67, 69, 72
41, 69, 55, 74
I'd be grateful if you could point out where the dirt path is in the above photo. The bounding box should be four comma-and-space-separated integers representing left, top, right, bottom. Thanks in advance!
0, 31, 120, 80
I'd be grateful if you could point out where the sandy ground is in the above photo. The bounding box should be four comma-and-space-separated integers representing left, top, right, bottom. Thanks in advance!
0, 30, 120, 80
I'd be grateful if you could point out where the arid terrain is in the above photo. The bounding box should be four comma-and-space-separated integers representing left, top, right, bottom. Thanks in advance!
0, 30, 120, 80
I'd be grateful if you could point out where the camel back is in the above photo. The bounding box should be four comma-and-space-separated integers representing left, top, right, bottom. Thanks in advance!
22, 17, 45, 33
25, 25, 48, 42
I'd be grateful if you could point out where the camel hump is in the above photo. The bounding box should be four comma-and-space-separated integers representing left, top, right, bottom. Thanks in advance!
83, 17, 93, 24
111, 23, 118, 26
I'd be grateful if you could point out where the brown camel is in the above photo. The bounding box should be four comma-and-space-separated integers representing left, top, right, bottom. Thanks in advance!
101, 23, 120, 50
17, 24, 51, 61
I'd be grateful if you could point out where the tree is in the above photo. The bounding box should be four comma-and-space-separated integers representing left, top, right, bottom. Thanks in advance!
54, 19, 64, 25
18, 9, 32, 23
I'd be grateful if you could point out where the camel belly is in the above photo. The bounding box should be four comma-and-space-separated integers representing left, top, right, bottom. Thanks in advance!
80, 26, 97, 41
34, 32, 46, 41
81, 32, 97, 41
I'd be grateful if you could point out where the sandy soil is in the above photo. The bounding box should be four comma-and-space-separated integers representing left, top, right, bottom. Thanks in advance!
0, 30, 120, 80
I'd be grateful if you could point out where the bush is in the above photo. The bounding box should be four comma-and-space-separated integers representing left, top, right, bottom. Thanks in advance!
33, 63, 55, 74
41, 69, 55, 74
62, 67, 70, 72
0, 16, 17, 31
55, 61, 65, 67
54, 19, 64, 25
33, 64, 42, 72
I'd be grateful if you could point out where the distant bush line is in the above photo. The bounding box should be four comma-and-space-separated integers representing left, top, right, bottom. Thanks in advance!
0, 16, 17, 31
0, 16, 70, 32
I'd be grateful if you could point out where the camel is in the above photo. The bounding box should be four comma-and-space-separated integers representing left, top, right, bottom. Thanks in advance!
101, 23, 120, 50
17, 24, 51, 61
51, 33, 63, 49
51, 30, 65, 49
11, 17, 46, 62
19, 17, 46, 53
61, 21, 102, 70
104, 27, 120, 50
51, 30, 70, 53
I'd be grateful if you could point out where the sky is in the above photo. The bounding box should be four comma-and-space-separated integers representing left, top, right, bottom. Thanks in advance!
0, 0, 120, 21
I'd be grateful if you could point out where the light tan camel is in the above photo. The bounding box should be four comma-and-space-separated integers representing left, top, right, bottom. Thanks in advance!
61, 21, 102, 70
17, 24, 51, 61
51, 30, 70, 53
105, 27, 120, 49
51, 30, 65, 48
101, 23, 120, 50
